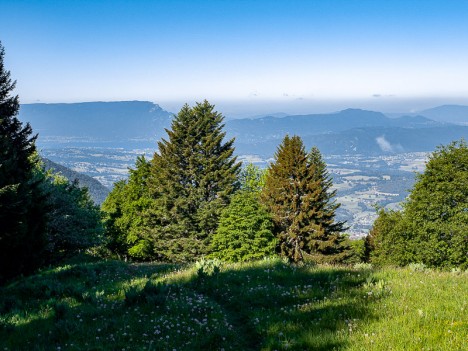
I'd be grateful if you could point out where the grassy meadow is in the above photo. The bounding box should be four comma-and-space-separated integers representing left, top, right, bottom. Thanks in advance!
0, 258, 467, 351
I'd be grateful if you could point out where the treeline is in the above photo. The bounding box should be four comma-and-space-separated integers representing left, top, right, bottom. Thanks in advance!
102, 102, 351, 264
0, 41, 350, 283
2, 39, 467, 285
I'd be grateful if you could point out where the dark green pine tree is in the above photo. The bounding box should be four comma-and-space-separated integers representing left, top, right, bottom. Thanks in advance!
146, 101, 240, 262
262, 135, 348, 263
0, 42, 48, 282
262, 135, 313, 262
306, 147, 350, 263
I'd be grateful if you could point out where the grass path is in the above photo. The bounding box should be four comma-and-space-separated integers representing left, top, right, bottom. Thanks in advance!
0, 258, 467, 350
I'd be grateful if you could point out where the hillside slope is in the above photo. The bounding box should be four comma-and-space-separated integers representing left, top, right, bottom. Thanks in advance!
42, 158, 110, 204
19, 101, 173, 142
0, 259, 466, 350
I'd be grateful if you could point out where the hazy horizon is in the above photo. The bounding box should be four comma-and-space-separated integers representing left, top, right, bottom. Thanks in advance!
19, 96, 468, 119
2, 0, 468, 116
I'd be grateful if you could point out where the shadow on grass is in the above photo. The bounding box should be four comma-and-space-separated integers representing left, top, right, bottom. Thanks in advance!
0, 259, 378, 351
182, 260, 375, 351
0, 260, 177, 350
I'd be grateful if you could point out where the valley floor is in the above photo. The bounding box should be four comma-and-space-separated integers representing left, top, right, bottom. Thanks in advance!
0, 258, 467, 350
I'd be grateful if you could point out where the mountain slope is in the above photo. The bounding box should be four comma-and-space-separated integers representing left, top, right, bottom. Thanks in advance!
226, 109, 441, 144
234, 125, 468, 157
418, 105, 468, 124
19, 101, 173, 141
42, 158, 110, 204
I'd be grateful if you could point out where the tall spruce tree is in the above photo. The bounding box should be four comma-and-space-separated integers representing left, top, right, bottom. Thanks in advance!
306, 147, 349, 262
0, 42, 48, 282
262, 135, 348, 263
146, 101, 240, 262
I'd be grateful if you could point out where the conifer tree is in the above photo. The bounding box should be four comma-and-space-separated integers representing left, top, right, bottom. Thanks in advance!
0, 42, 48, 282
146, 101, 240, 262
262, 135, 348, 263
306, 147, 350, 262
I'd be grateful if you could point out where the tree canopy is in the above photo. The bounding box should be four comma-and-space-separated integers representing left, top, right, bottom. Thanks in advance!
102, 155, 153, 260
368, 140, 468, 268
211, 164, 275, 262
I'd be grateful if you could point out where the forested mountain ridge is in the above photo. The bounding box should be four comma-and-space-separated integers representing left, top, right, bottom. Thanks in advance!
42, 158, 110, 204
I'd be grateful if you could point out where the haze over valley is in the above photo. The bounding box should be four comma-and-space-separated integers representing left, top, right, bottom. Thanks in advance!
18, 101, 468, 236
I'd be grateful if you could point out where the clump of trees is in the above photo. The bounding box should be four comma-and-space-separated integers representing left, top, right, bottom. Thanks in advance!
102, 155, 153, 260
0, 42, 103, 283
103, 123, 349, 263
42, 169, 104, 262
367, 140, 468, 269
103, 101, 241, 262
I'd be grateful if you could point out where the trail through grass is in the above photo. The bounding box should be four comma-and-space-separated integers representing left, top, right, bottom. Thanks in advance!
0, 258, 466, 350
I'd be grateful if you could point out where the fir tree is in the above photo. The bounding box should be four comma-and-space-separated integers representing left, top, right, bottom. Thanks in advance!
306, 147, 350, 263
262, 135, 348, 263
0, 42, 48, 282
211, 164, 275, 262
146, 101, 240, 262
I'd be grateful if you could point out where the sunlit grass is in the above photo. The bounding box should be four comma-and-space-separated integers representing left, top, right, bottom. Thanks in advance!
0, 258, 466, 350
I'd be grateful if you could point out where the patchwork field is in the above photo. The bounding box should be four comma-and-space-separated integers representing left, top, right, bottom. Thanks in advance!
1, 258, 466, 350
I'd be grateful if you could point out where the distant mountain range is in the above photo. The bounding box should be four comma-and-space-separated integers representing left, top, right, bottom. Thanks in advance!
42, 158, 110, 204
418, 105, 468, 124
20, 101, 173, 143
386, 105, 468, 124
18, 101, 468, 157
226, 109, 442, 144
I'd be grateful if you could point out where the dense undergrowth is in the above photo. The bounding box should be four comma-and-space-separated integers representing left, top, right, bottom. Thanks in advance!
0, 258, 467, 350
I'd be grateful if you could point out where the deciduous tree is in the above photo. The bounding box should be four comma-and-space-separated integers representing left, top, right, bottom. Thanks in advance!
211, 164, 275, 262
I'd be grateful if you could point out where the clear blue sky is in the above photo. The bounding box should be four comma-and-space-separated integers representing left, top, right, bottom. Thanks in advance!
1, 0, 468, 115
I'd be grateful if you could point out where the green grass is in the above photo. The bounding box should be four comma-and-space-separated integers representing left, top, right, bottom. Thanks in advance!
0, 258, 467, 350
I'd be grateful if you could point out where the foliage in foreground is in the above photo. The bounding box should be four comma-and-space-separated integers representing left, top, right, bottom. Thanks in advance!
1, 258, 466, 351
0, 41, 48, 282
101, 155, 153, 260
42, 170, 104, 262
368, 140, 468, 269
0, 41, 104, 282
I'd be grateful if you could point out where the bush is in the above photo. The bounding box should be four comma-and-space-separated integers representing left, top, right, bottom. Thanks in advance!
368, 140, 468, 269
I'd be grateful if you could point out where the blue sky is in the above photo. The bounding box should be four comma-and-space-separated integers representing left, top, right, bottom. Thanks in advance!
1, 0, 468, 115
